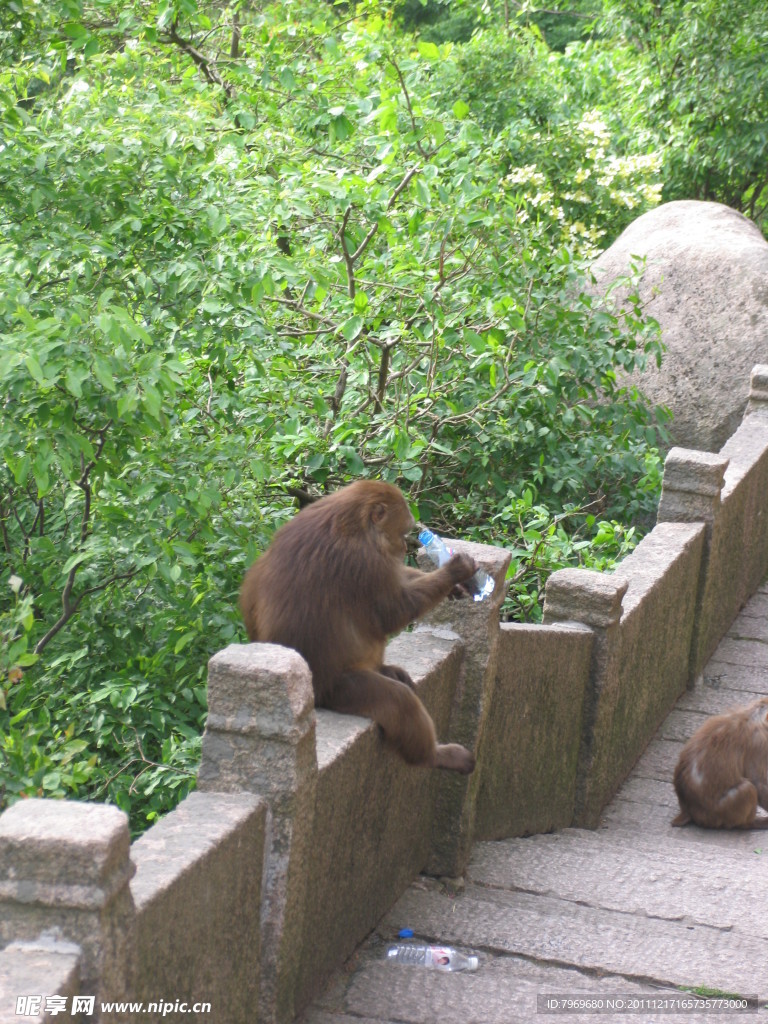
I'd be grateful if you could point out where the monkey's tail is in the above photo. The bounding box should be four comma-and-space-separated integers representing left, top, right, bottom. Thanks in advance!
671, 809, 691, 827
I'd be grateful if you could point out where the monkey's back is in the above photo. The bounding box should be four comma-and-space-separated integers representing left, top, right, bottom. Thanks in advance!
673, 703, 768, 827
674, 712, 745, 789
239, 487, 397, 696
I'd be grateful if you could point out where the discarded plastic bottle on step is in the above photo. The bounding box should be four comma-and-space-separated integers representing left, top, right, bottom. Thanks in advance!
386, 942, 479, 972
418, 528, 495, 602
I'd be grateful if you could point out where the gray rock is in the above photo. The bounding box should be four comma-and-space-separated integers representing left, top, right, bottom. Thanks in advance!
591, 200, 768, 452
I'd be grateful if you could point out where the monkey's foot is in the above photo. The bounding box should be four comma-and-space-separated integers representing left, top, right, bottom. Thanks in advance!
435, 743, 475, 774
380, 664, 415, 688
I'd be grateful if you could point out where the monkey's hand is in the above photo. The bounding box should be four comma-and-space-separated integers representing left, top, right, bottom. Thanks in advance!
445, 552, 478, 599
446, 552, 477, 583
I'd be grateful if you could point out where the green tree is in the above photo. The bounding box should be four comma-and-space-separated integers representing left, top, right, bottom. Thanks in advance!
0, 0, 667, 830
597, 0, 768, 225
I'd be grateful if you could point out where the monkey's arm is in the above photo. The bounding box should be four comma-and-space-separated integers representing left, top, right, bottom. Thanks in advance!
402, 565, 470, 600
377, 554, 476, 634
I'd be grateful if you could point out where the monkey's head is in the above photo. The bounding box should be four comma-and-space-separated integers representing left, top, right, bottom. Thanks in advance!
349, 480, 415, 560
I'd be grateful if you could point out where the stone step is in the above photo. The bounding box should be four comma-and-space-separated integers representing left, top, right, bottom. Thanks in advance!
300, 580, 768, 1024
382, 883, 767, 999
306, 947, 703, 1024
468, 828, 768, 938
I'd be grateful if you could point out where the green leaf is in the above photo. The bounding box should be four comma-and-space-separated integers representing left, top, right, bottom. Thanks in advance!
61, 552, 87, 575
338, 447, 364, 474
93, 356, 116, 393
415, 177, 431, 205
24, 354, 44, 384
62, 22, 88, 40
417, 42, 441, 61
174, 632, 197, 654
340, 316, 364, 342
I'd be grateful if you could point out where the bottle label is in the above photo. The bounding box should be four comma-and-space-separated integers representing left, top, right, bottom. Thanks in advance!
428, 947, 455, 971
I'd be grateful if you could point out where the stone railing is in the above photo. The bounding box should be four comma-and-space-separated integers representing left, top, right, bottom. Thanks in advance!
3, 366, 768, 1024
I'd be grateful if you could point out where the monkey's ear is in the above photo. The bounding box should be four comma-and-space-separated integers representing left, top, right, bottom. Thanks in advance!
371, 502, 388, 524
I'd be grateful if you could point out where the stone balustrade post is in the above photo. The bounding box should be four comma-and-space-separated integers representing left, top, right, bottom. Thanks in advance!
656, 447, 729, 530
196, 643, 317, 1024
0, 799, 136, 1016
744, 363, 768, 417
656, 446, 729, 682
543, 569, 627, 827
415, 538, 511, 877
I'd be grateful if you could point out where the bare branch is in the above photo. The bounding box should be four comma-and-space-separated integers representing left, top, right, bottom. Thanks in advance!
230, 10, 241, 60
34, 568, 140, 655
388, 57, 430, 159
162, 19, 235, 99
374, 344, 392, 413
96, 728, 195, 798
329, 164, 423, 419
337, 206, 356, 300
0, 511, 9, 555
262, 293, 337, 326
351, 221, 380, 264
32, 420, 129, 654
329, 365, 349, 419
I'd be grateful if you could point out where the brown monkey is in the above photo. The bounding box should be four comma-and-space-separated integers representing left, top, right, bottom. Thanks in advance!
239, 480, 478, 773
672, 696, 768, 829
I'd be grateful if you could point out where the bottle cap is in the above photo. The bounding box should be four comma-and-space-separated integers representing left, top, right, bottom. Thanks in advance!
467, 955, 479, 971
398, 928, 414, 938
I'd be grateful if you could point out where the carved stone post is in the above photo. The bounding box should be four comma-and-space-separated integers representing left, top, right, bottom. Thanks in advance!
543, 569, 627, 827
657, 447, 729, 528
415, 538, 510, 877
744, 363, 768, 417
197, 643, 317, 1024
0, 799, 136, 1012
657, 446, 729, 682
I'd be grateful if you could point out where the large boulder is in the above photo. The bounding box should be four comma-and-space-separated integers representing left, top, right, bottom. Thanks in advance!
590, 200, 768, 452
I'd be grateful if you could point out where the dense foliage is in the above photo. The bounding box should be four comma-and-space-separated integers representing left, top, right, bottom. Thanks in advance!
597, 0, 768, 220
2, 0, 762, 830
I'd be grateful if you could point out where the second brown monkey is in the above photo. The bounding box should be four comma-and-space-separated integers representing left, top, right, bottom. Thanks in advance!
240, 480, 479, 772
672, 696, 768, 829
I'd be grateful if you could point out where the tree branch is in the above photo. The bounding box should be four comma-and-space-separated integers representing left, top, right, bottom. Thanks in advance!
230, 11, 241, 60
375, 344, 391, 413
162, 19, 235, 99
32, 420, 125, 654
337, 206, 357, 300
34, 568, 140, 654
388, 57, 430, 159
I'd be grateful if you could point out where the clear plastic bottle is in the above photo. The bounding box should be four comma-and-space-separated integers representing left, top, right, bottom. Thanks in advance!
418, 528, 495, 602
386, 942, 479, 972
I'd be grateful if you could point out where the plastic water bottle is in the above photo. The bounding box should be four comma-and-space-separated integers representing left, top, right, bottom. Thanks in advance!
386, 942, 479, 972
418, 528, 495, 602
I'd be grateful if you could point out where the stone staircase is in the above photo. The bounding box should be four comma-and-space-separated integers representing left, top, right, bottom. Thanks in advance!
302, 583, 768, 1024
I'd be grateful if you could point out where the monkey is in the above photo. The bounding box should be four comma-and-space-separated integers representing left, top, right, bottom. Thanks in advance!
239, 480, 479, 773
672, 696, 768, 829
